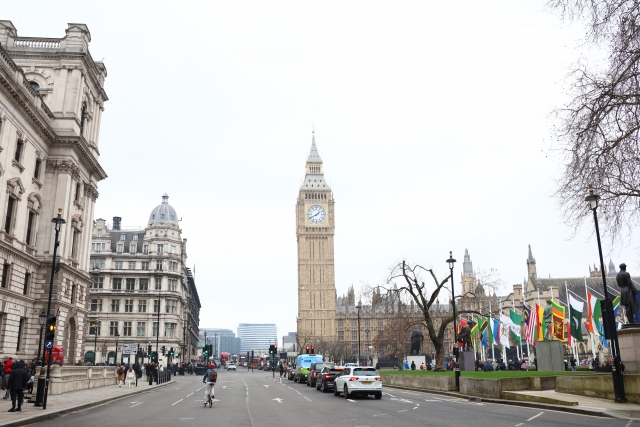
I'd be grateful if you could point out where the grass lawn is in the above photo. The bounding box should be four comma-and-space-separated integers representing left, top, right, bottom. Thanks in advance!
379, 370, 600, 378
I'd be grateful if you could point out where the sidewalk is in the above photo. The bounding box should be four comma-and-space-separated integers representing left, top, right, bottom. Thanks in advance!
0, 380, 175, 427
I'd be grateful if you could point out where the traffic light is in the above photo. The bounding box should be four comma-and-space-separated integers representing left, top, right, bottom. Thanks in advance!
169, 347, 174, 357
148, 344, 152, 355
151, 351, 158, 362
44, 315, 57, 345
203, 347, 208, 356
161, 345, 166, 356
310, 345, 314, 355
269, 345, 274, 355
305, 345, 310, 355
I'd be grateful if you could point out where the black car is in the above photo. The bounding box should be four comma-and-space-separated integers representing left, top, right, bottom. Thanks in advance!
306, 362, 335, 387
316, 366, 343, 392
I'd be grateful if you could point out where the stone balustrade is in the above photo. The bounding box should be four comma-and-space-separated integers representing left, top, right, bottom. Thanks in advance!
14, 38, 61, 49
48, 365, 118, 395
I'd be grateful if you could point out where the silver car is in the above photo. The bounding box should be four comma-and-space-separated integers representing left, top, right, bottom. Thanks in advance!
333, 366, 382, 399
227, 363, 236, 371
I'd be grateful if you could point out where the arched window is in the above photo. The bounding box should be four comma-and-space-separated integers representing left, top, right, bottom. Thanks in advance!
29, 81, 40, 92
84, 351, 95, 364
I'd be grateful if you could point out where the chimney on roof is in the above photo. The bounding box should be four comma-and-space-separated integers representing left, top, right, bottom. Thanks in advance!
113, 216, 121, 231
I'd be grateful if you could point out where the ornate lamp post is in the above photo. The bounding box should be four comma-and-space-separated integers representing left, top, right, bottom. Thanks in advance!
36, 310, 47, 365
585, 185, 626, 403
446, 251, 459, 391
39, 209, 65, 409
114, 330, 120, 365
356, 302, 362, 365
91, 320, 99, 365
156, 293, 162, 361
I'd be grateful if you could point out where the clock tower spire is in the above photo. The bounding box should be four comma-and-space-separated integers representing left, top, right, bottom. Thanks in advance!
296, 129, 336, 347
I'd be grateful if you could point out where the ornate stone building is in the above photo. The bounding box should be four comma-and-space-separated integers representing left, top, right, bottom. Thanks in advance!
296, 131, 337, 345
85, 195, 200, 365
0, 21, 107, 364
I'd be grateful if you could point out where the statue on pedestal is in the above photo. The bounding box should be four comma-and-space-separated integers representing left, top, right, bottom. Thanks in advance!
458, 320, 476, 351
543, 300, 554, 339
409, 328, 423, 355
617, 263, 638, 324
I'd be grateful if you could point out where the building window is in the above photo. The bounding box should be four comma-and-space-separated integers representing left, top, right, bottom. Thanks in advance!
1, 263, 10, 288
153, 300, 160, 313
128, 261, 136, 270
97, 230, 102, 237
351, 331, 357, 341
170, 246, 176, 254
338, 331, 344, 341
364, 319, 370, 327
111, 299, 120, 312
365, 330, 370, 341
164, 323, 176, 337
92, 277, 103, 289
4, 196, 16, 234
16, 318, 25, 351
138, 300, 147, 313
74, 182, 81, 202
165, 300, 177, 313
351, 320, 357, 328
136, 322, 146, 337
117, 244, 123, 253
129, 244, 137, 254
123, 321, 132, 336
90, 258, 106, 269
143, 245, 149, 254
133, 235, 138, 241
120, 234, 126, 241
126, 278, 135, 291
90, 299, 102, 312
168, 279, 177, 291
115, 261, 123, 270
25, 211, 36, 246
139, 279, 148, 291
14, 139, 24, 163
34, 159, 41, 180
112, 278, 122, 290
338, 320, 343, 327
152, 322, 158, 337
125, 299, 133, 313
156, 260, 162, 270
23, 272, 30, 296
378, 319, 383, 327
109, 321, 118, 336
71, 230, 80, 259
154, 278, 162, 290
89, 321, 101, 335
142, 262, 149, 270
157, 244, 164, 253
71, 284, 76, 304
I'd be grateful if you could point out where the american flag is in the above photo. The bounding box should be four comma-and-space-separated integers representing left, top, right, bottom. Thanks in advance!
524, 305, 537, 345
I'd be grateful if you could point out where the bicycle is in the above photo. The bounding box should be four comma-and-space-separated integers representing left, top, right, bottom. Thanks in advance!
204, 394, 212, 408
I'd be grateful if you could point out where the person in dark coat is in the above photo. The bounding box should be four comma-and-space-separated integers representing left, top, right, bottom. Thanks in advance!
616, 263, 638, 323
7, 361, 28, 412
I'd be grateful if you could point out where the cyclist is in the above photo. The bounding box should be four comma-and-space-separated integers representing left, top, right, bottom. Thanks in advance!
202, 363, 217, 404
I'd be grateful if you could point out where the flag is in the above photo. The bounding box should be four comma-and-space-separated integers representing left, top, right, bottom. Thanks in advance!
586, 292, 601, 337
525, 305, 537, 344
479, 318, 488, 347
486, 314, 494, 347
537, 304, 545, 341
509, 309, 523, 347
599, 334, 609, 349
568, 294, 584, 342
567, 318, 572, 346
551, 300, 565, 341
500, 313, 511, 347
613, 296, 620, 319
470, 318, 479, 342
492, 318, 500, 346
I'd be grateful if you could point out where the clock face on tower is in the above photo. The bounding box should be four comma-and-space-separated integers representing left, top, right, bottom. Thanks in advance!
307, 205, 326, 224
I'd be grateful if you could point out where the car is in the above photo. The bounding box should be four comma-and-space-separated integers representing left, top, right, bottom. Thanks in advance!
227, 363, 236, 371
294, 354, 323, 383
343, 363, 358, 367
307, 362, 335, 387
333, 366, 382, 399
316, 366, 343, 392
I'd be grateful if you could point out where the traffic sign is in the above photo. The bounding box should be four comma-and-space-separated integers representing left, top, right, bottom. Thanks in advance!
45, 341, 53, 349
122, 344, 139, 355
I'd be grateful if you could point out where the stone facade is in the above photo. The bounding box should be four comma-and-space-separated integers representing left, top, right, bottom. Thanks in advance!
296, 131, 337, 346
84, 195, 201, 365
0, 21, 108, 364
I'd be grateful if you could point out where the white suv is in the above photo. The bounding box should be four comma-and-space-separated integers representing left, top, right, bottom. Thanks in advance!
227, 363, 236, 371
333, 366, 382, 399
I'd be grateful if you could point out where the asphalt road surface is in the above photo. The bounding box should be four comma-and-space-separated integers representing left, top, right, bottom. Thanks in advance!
34, 368, 634, 427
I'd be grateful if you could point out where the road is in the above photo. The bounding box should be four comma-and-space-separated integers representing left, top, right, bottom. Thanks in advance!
34, 368, 633, 427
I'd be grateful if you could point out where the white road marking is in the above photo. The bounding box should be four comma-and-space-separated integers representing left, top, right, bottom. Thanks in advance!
304, 396, 312, 402
347, 399, 356, 403
515, 424, 524, 426
175, 388, 181, 390
273, 398, 283, 403
412, 406, 418, 409
527, 412, 544, 421
397, 410, 407, 413
171, 399, 183, 405
187, 392, 194, 397
129, 402, 143, 408
372, 413, 386, 417
263, 385, 269, 388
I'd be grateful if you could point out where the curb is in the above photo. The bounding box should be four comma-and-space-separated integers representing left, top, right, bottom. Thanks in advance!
0, 380, 177, 427
383, 385, 617, 419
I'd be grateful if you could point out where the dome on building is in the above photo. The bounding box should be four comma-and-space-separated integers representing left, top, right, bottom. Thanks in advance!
149, 194, 179, 224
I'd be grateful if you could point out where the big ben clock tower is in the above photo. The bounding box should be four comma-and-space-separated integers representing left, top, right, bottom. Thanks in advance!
296, 130, 337, 347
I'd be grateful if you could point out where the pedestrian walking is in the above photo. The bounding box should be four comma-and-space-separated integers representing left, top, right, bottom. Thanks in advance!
410, 361, 416, 370
6, 361, 28, 412
126, 366, 135, 388
570, 356, 577, 372
404, 360, 409, 370
116, 364, 125, 387
3, 358, 13, 400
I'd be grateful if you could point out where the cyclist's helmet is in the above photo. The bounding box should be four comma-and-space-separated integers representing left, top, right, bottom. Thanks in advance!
210, 363, 215, 369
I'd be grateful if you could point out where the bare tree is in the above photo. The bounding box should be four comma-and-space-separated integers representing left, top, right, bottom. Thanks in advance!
476, 268, 505, 296
388, 261, 479, 371
547, 0, 640, 244
374, 314, 418, 363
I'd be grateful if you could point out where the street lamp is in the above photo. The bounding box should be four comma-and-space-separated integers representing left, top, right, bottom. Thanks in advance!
446, 251, 459, 391
156, 293, 161, 361
91, 320, 99, 365
39, 209, 65, 410
36, 310, 47, 365
585, 185, 626, 403
115, 330, 120, 365
356, 302, 362, 365
204, 331, 208, 363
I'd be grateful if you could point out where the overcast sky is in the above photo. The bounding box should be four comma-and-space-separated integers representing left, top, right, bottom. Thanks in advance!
6, 1, 638, 339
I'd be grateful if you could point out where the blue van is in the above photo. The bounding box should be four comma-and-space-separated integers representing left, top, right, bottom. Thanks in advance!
294, 354, 323, 383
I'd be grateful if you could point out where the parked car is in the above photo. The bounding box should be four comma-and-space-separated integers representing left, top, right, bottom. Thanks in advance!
307, 362, 335, 387
343, 363, 358, 367
316, 366, 344, 392
227, 363, 236, 371
333, 366, 382, 399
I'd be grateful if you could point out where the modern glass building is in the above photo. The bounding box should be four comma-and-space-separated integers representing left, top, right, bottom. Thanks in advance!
237, 324, 278, 352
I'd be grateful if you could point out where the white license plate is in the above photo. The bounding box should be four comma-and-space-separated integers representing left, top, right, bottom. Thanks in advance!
362, 381, 372, 385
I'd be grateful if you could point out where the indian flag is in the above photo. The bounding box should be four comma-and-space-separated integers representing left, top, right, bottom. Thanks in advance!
586, 291, 601, 337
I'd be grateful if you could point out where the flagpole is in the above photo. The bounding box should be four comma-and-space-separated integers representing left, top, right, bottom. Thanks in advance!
566, 281, 578, 360
512, 295, 522, 360
489, 300, 493, 360
586, 277, 596, 360
500, 300, 506, 363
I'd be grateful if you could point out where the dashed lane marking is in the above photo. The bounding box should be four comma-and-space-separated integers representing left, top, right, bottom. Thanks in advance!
527, 412, 544, 422
372, 414, 386, 417
412, 407, 418, 410
397, 410, 407, 413
304, 396, 312, 402
171, 399, 183, 405
347, 399, 356, 403
187, 392, 194, 397
515, 423, 524, 426
129, 402, 143, 408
